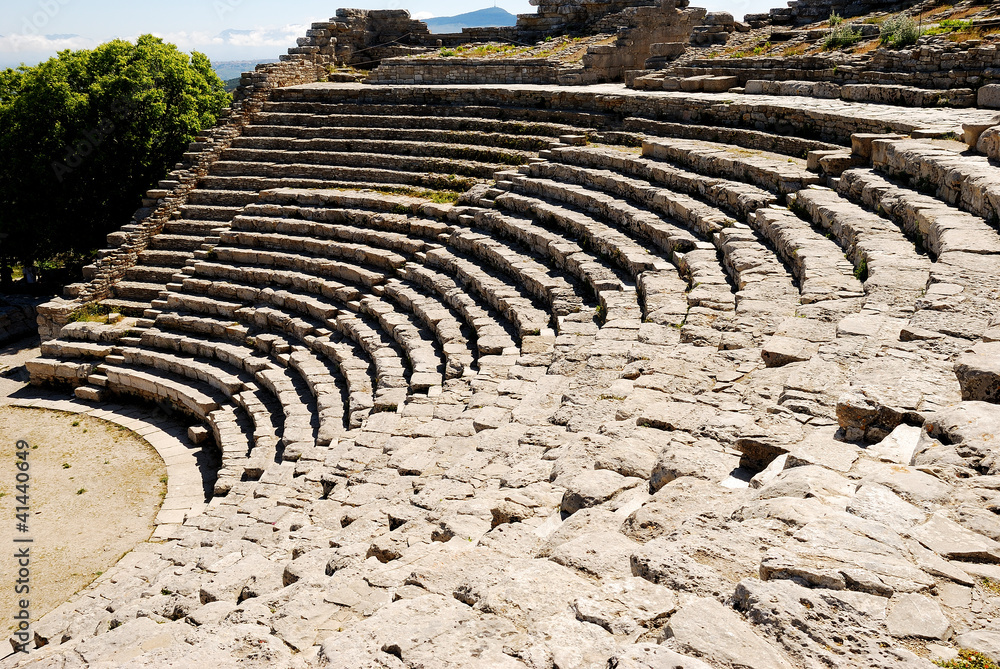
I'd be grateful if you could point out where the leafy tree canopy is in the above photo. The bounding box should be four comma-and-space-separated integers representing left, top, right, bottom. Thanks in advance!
0, 34, 230, 283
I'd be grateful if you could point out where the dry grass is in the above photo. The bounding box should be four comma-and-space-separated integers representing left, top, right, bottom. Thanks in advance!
851, 39, 883, 54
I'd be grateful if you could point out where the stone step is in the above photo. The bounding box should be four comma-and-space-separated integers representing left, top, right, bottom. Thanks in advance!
192, 260, 362, 305
330, 312, 410, 408
137, 249, 194, 268
112, 281, 164, 302
423, 246, 552, 340
753, 207, 865, 304
231, 214, 429, 256
359, 296, 445, 391
714, 224, 800, 327
208, 161, 481, 192
310, 336, 375, 430
147, 234, 207, 252
162, 220, 229, 237
257, 101, 615, 130
255, 362, 319, 449
185, 189, 259, 207
288, 346, 350, 446
238, 125, 554, 151
622, 117, 841, 159
523, 162, 736, 240
39, 340, 114, 360
226, 137, 532, 166
448, 228, 587, 319
400, 263, 518, 356
124, 265, 179, 285
383, 279, 476, 380
97, 298, 153, 317
643, 137, 822, 196
792, 186, 933, 314
210, 247, 386, 288
494, 189, 675, 278
871, 139, 1000, 231
118, 346, 249, 398
208, 404, 258, 496
837, 167, 1000, 341
180, 204, 244, 222
471, 209, 627, 299
215, 149, 500, 179
101, 364, 224, 420
219, 230, 407, 272
548, 146, 776, 221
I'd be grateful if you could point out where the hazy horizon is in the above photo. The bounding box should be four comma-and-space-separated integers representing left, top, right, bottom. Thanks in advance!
1, 0, 783, 70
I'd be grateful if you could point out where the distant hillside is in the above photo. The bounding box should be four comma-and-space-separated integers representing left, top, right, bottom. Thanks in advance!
211, 59, 279, 82
424, 7, 517, 34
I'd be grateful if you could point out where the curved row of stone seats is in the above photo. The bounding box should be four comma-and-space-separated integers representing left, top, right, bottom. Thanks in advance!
752, 207, 865, 304
103, 189, 259, 315
871, 138, 1000, 225
244, 124, 556, 152
545, 146, 777, 222
621, 118, 843, 158
790, 185, 933, 316
98, 94, 619, 317
227, 197, 563, 350
742, 80, 977, 109
493, 138, 816, 343
260, 96, 621, 133
226, 138, 535, 169
837, 167, 1000, 343
219, 193, 534, 359
642, 138, 822, 196
490, 173, 739, 339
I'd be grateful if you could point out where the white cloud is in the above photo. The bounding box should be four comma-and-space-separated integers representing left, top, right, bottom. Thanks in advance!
412, 12, 435, 20
146, 24, 307, 51
0, 32, 97, 53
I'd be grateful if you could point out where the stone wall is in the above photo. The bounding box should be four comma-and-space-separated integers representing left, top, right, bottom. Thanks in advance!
663, 42, 1000, 91
367, 58, 561, 85
0, 298, 38, 345
581, 0, 705, 78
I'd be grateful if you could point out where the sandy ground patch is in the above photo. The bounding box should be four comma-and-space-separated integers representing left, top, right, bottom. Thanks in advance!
0, 407, 166, 636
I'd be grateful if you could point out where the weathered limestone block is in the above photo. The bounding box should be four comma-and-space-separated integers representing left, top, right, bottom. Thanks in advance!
954, 342, 1000, 403
761, 336, 817, 368
979, 84, 1000, 109
664, 597, 795, 669
977, 125, 1000, 161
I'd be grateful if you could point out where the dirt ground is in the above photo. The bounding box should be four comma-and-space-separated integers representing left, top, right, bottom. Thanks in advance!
0, 406, 166, 636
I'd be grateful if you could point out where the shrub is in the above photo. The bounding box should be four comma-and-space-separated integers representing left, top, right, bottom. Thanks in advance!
824, 22, 863, 49
880, 13, 922, 47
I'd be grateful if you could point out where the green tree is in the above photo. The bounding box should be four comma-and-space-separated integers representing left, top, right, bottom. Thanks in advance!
0, 34, 230, 287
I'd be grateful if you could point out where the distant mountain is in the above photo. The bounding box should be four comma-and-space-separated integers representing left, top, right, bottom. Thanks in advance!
424, 7, 517, 34
211, 59, 279, 82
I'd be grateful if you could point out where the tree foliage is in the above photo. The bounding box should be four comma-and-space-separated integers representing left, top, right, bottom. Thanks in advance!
0, 34, 230, 284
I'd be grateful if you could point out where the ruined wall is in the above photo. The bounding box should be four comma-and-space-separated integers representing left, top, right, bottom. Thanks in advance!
662, 42, 1000, 90
0, 299, 38, 345
582, 0, 705, 78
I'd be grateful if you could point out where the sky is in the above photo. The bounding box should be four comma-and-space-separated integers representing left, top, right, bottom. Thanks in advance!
1, 0, 780, 70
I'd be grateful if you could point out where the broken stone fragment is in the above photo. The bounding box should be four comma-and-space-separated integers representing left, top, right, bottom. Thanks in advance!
954, 342, 1000, 403
761, 336, 817, 368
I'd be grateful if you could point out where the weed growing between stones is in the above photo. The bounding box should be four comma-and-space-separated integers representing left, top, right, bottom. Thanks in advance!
936, 650, 1000, 669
